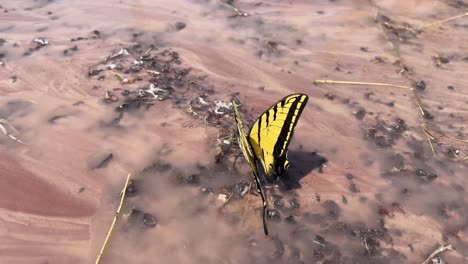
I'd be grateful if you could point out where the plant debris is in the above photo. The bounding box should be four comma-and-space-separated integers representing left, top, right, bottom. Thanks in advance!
421, 244, 454, 264
124, 207, 158, 228
0, 117, 25, 144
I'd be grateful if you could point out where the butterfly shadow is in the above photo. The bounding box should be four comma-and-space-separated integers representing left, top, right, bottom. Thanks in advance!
279, 151, 328, 190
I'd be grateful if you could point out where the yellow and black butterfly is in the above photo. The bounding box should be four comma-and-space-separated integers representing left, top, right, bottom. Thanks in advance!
232, 93, 309, 235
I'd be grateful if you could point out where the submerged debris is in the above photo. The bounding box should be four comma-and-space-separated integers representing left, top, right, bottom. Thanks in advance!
125, 180, 138, 196
267, 209, 281, 221
265, 40, 279, 52
367, 118, 408, 148
285, 215, 297, 224
23, 37, 49, 55
324, 93, 335, 100
415, 80, 426, 91
89, 45, 239, 131
92, 153, 114, 169
33, 37, 49, 47
186, 174, 200, 185
421, 244, 454, 264
106, 48, 130, 62
273, 197, 285, 208
377, 14, 418, 42
63, 45, 78, 55
413, 168, 438, 182
124, 208, 158, 228
354, 107, 366, 120
289, 198, 300, 209
143, 213, 158, 227
213, 100, 233, 115
433, 55, 450, 67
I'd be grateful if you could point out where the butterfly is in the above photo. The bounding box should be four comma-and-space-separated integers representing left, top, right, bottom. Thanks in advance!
232, 93, 309, 235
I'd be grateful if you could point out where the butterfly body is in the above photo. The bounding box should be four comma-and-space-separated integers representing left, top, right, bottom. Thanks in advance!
232, 93, 309, 235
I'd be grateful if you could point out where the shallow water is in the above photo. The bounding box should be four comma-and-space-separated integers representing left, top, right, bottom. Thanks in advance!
0, 0, 467, 263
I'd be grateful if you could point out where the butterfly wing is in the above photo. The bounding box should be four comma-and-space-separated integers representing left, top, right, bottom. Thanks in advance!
248, 93, 309, 178
232, 101, 269, 235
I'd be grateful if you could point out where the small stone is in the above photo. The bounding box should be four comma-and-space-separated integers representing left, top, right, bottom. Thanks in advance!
289, 198, 300, 209
130, 64, 142, 72
187, 174, 200, 185
285, 215, 296, 224
324, 93, 335, 100
349, 183, 360, 193
424, 173, 438, 182
415, 80, 426, 91
274, 199, 285, 208
414, 168, 426, 177
439, 57, 449, 64
175, 22, 186, 31
423, 110, 434, 120
143, 213, 157, 227
126, 180, 137, 195
200, 187, 213, 193
267, 209, 281, 221
354, 107, 366, 120
341, 195, 348, 204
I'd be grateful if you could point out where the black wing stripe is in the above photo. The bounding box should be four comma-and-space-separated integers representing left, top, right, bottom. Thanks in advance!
257, 113, 262, 148
265, 110, 270, 127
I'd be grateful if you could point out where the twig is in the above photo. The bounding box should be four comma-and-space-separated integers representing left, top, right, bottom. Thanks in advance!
422, 127, 436, 158
313, 240, 326, 247
105, 48, 130, 63
421, 243, 454, 264
417, 12, 468, 30
112, 72, 133, 84
219, 192, 234, 210
427, 136, 436, 158
412, 91, 426, 117
0, 118, 25, 144
314, 80, 412, 90
443, 135, 468, 144
95, 173, 132, 264
0, 118, 19, 134
364, 237, 371, 255
219, 0, 249, 17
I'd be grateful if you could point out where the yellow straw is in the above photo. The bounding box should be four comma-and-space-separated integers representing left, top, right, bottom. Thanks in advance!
95, 173, 132, 264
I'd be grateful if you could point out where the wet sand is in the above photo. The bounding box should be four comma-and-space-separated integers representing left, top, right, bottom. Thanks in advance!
0, 0, 467, 263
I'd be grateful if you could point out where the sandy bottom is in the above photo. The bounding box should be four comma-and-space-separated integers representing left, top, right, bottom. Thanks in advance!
0, 0, 467, 263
